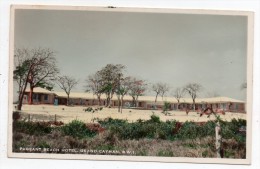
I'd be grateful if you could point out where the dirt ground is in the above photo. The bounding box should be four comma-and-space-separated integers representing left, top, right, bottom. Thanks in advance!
17, 105, 247, 123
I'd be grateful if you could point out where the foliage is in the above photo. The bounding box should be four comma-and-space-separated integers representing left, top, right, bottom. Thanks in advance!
13, 48, 59, 109
97, 64, 126, 107
157, 150, 174, 157
98, 117, 246, 143
84, 107, 103, 113
12, 117, 247, 158
98, 118, 128, 127
162, 102, 171, 115
36, 141, 51, 149
220, 118, 246, 143
13, 120, 52, 135
148, 114, 161, 123
176, 121, 215, 140
61, 120, 97, 139
99, 115, 177, 140
128, 78, 147, 107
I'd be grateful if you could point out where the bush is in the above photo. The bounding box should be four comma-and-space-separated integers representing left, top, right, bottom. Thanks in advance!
220, 118, 246, 143
157, 150, 174, 157
37, 141, 51, 149
100, 116, 176, 140
98, 118, 127, 127
148, 114, 160, 123
61, 120, 97, 139
98, 117, 246, 143
162, 102, 171, 115
176, 121, 201, 140
13, 120, 52, 135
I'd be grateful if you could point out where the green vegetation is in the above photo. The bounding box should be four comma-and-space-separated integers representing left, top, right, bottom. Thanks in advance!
12, 115, 247, 158
13, 120, 52, 135
61, 120, 97, 139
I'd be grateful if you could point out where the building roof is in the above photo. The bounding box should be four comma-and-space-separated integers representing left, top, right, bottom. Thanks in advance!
27, 87, 245, 104
25, 87, 55, 94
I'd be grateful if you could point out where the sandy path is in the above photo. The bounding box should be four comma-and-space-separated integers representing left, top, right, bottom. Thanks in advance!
17, 105, 247, 123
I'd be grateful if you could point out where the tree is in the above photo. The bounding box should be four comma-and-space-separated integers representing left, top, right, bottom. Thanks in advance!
152, 82, 169, 102
173, 87, 185, 110
128, 77, 147, 107
56, 75, 78, 106
85, 72, 103, 105
26, 48, 58, 105
13, 48, 59, 110
152, 83, 161, 103
184, 83, 202, 111
159, 83, 170, 100
13, 52, 30, 110
97, 64, 125, 107
115, 76, 132, 113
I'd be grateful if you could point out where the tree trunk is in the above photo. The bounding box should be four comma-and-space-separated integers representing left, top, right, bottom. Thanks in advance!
117, 97, 121, 113
17, 80, 29, 110
155, 93, 159, 103
67, 95, 69, 106
192, 99, 196, 111
97, 95, 101, 106
106, 97, 110, 107
120, 97, 124, 113
131, 96, 136, 107
28, 85, 34, 105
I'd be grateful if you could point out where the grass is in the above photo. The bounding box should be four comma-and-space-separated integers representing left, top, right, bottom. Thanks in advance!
12, 115, 246, 158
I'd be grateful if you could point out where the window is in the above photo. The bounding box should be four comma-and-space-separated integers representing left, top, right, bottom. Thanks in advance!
235, 103, 239, 110
222, 103, 226, 110
44, 94, 48, 101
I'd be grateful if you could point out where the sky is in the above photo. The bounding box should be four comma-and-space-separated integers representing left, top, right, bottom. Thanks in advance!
14, 8, 248, 100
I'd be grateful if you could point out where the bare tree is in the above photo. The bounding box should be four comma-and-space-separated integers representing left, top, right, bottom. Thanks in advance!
97, 64, 125, 107
13, 48, 59, 110
128, 77, 147, 107
184, 83, 203, 111
85, 72, 103, 105
152, 83, 161, 103
56, 75, 78, 106
159, 83, 170, 100
173, 87, 185, 110
152, 82, 169, 102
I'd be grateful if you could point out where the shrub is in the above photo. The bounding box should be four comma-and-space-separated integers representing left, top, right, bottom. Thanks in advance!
148, 114, 160, 123
162, 102, 171, 115
220, 118, 246, 143
101, 117, 176, 140
36, 141, 51, 149
157, 150, 174, 157
176, 121, 201, 140
61, 120, 97, 139
13, 121, 52, 135
98, 118, 127, 127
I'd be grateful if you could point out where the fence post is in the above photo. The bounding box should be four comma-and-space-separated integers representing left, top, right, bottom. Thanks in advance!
215, 121, 222, 158
28, 114, 31, 122
55, 114, 57, 122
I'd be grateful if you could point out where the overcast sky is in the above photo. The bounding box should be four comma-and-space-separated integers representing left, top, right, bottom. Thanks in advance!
14, 9, 248, 100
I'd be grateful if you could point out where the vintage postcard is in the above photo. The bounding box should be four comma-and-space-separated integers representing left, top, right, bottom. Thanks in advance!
8, 5, 254, 164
